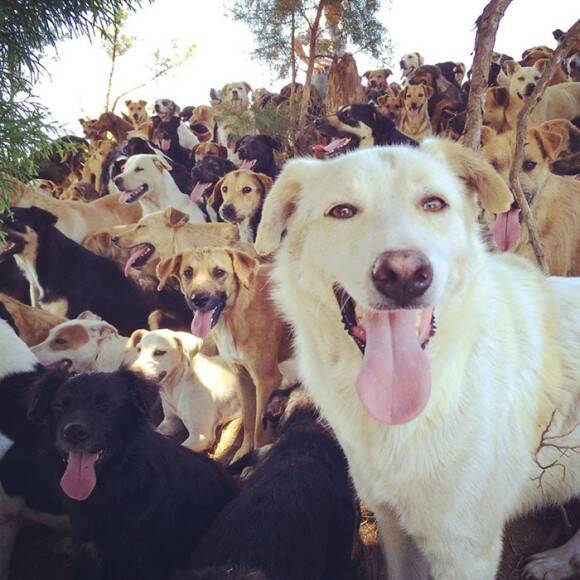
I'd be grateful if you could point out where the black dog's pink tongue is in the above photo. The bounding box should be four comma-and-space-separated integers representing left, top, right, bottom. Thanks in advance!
190, 309, 214, 338
355, 310, 431, 424
60, 450, 98, 501
161, 138, 171, 151
240, 159, 256, 170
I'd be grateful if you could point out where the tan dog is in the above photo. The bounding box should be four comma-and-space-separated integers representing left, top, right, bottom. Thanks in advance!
31, 312, 134, 372
399, 84, 434, 140
112, 207, 241, 279
129, 329, 242, 455
60, 181, 99, 202
363, 68, 393, 91
208, 170, 273, 242
10, 180, 141, 243
192, 142, 228, 164
0, 292, 65, 346
28, 179, 63, 198
189, 105, 229, 149
156, 247, 292, 457
81, 139, 115, 192
481, 120, 580, 275
376, 93, 404, 125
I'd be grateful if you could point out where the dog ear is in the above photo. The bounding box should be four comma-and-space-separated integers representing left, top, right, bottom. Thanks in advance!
89, 322, 118, 343
174, 332, 203, 360
530, 122, 568, 161
502, 59, 520, 76
117, 369, 158, 418
156, 254, 183, 291
27, 369, 69, 423
242, 82, 252, 93
534, 58, 549, 76
77, 311, 102, 321
382, 68, 393, 78
208, 176, 226, 209
152, 156, 172, 173
423, 85, 434, 100
400, 86, 408, 100
376, 95, 387, 106
487, 86, 509, 107
139, 100, 147, 107
218, 145, 229, 158
423, 140, 513, 213
480, 126, 497, 147
362, 71, 371, 79
265, 136, 281, 151
163, 207, 190, 228
254, 173, 273, 196
255, 158, 313, 256
234, 137, 244, 154
226, 249, 258, 288
128, 329, 147, 349
29, 207, 59, 230
125, 99, 132, 107
416, 53, 425, 66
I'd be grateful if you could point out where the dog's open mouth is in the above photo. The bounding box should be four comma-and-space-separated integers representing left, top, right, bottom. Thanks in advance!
492, 202, 522, 252
313, 136, 353, 157
0, 239, 19, 260
46, 358, 72, 371
60, 448, 105, 501
119, 183, 148, 204
189, 295, 227, 339
240, 159, 257, 170
190, 181, 213, 202
334, 284, 436, 425
124, 243, 155, 277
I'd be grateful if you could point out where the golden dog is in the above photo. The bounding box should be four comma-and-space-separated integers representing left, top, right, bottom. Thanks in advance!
399, 85, 434, 141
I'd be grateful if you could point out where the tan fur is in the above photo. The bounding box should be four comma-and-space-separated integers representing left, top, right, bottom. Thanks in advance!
0, 293, 65, 346
122, 99, 153, 138
188, 105, 218, 142
192, 142, 228, 164
81, 139, 115, 193
327, 53, 366, 113
482, 122, 580, 275
377, 94, 404, 125
399, 85, 434, 141
60, 181, 99, 202
156, 247, 292, 457
363, 68, 393, 91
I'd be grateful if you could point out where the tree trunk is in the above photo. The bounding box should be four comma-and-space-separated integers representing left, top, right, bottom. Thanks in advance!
508, 19, 580, 274
463, 0, 513, 151
297, 0, 325, 140
290, 10, 297, 119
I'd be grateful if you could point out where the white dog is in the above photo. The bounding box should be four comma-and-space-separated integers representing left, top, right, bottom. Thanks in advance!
114, 154, 206, 224
129, 329, 241, 453
31, 312, 134, 372
400, 52, 424, 83
255, 141, 580, 580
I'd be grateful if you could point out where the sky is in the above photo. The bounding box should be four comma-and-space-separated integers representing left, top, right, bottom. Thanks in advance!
34, 0, 578, 132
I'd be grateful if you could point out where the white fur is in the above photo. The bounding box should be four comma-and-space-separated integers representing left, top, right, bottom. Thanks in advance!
258, 145, 580, 580
130, 329, 241, 452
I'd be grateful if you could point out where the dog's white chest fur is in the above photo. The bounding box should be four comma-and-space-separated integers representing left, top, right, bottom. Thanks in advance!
212, 324, 239, 363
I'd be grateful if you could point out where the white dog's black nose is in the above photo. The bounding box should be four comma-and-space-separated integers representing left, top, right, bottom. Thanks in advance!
372, 250, 433, 305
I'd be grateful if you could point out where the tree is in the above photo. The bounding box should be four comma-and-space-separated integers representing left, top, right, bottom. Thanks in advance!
0, 0, 144, 212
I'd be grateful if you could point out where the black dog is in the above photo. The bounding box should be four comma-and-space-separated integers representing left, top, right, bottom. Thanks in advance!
191, 155, 238, 221
235, 135, 280, 179
0, 207, 150, 335
153, 117, 194, 170
315, 103, 417, 156
29, 369, 237, 580
189, 387, 358, 580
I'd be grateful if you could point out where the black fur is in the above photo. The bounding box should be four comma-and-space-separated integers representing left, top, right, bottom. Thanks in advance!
189, 396, 358, 580
191, 156, 238, 220
181, 567, 270, 580
30, 369, 237, 580
0, 300, 17, 335
235, 135, 280, 179
1, 207, 150, 335
152, 117, 194, 170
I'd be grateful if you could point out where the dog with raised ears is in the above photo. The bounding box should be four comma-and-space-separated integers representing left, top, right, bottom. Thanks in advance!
129, 329, 242, 454
192, 142, 228, 165
28, 368, 238, 580
315, 103, 417, 157
156, 247, 292, 458
152, 116, 196, 169
0, 207, 150, 333
376, 93, 404, 126
32, 312, 135, 373
235, 134, 280, 179
208, 170, 273, 243
123, 99, 153, 138
191, 155, 238, 219
114, 154, 206, 224
399, 84, 434, 141
188, 386, 358, 580
481, 120, 580, 276
256, 140, 580, 579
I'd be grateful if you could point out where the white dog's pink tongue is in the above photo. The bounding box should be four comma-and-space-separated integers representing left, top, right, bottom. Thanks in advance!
124, 246, 148, 277
60, 450, 98, 501
119, 190, 133, 204
190, 182, 211, 202
493, 208, 521, 252
190, 309, 214, 338
356, 310, 431, 425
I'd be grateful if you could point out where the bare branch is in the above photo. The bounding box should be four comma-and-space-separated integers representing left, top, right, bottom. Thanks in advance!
463, 0, 513, 151
508, 20, 580, 274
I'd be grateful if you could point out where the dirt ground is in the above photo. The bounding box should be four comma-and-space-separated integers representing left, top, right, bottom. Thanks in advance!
10, 501, 580, 580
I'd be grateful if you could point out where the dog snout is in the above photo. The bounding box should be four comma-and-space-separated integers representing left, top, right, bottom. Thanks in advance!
111, 235, 119, 244
191, 292, 211, 309
369, 80, 377, 87
191, 123, 208, 134
63, 422, 90, 445
113, 176, 123, 188
525, 83, 535, 97
372, 250, 433, 306
221, 204, 237, 221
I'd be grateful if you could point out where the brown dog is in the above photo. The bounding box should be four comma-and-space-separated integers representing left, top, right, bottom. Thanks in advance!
481, 120, 580, 275
208, 170, 273, 242
327, 53, 366, 113
156, 247, 292, 457
192, 142, 228, 165
399, 85, 434, 140
60, 181, 99, 202
0, 292, 66, 346
376, 93, 404, 125
363, 68, 392, 92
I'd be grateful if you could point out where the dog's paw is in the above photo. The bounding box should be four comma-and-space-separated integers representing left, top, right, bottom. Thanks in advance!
523, 546, 580, 580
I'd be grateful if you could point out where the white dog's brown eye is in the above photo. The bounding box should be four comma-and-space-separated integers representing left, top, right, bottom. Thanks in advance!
214, 268, 226, 278
421, 196, 447, 212
135, 167, 143, 172
517, 76, 525, 81
522, 160, 537, 172
153, 350, 166, 357
183, 267, 194, 279
327, 204, 358, 219
222, 186, 228, 193
242, 186, 252, 194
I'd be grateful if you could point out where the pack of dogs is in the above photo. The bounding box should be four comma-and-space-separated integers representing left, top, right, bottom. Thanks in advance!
0, 26, 579, 580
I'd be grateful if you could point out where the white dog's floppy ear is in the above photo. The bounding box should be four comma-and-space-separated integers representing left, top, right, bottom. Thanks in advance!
255, 159, 311, 256
423, 140, 513, 213
89, 322, 118, 343
174, 332, 203, 360
152, 156, 172, 172
416, 52, 425, 66
78, 311, 102, 321
128, 329, 147, 348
